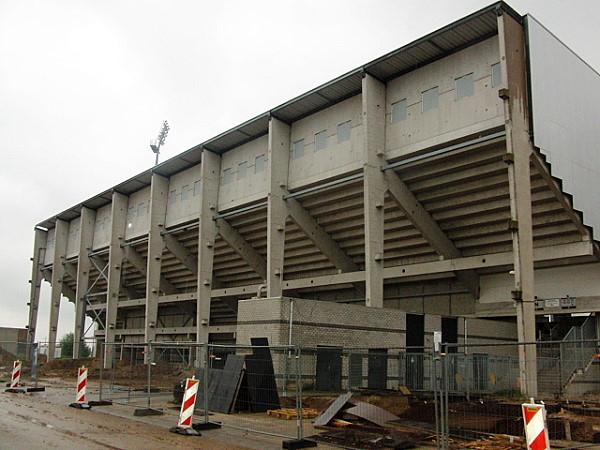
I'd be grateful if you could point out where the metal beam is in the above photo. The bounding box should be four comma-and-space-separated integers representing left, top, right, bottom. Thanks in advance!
217, 219, 267, 280
48, 219, 69, 360
385, 169, 480, 298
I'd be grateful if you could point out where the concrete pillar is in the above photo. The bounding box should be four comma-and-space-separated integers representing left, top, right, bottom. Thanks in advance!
73, 207, 96, 358
362, 73, 387, 308
104, 192, 128, 368
47, 219, 69, 360
498, 11, 537, 397
145, 173, 169, 344
196, 150, 221, 344
27, 227, 48, 349
266, 117, 291, 297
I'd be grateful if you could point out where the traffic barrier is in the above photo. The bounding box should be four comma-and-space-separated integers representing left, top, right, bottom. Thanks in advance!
522, 401, 550, 450
170, 377, 201, 436
69, 366, 91, 409
10, 360, 21, 388
5, 360, 25, 393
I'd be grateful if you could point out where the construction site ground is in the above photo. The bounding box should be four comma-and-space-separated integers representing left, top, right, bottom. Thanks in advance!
4, 357, 600, 449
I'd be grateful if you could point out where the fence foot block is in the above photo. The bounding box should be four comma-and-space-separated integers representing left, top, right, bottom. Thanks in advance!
5, 388, 26, 394
169, 426, 201, 436
134, 408, 164, 416
26, 387, 45, 392
69, 403, 92, 410
282, 439, 317, 449
88, 400, 112, 406
193, 422, 221, 431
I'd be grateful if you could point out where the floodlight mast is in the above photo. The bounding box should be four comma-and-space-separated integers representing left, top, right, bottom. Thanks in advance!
150, 120, 170, 166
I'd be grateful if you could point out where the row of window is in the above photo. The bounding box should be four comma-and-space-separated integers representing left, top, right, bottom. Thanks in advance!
222, 154, 267, 185
391, 63, 503, 122
168, 180, 202, 205
293, 120, 352, 159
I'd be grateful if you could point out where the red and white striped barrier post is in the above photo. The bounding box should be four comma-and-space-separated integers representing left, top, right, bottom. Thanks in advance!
77, 366, 88, 403
170, 377, 201, 436
522, 401, 550, 450
10, 360, 22, 388
69, 366, 91, 409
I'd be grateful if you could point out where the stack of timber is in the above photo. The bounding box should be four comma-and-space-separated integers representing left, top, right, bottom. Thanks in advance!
267, 408, 319, 420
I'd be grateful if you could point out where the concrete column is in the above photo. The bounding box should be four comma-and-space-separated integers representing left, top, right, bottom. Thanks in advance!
266, 117, 291, 297
47, 219, 69, 360
196, 150, 221, 344
73, 207, 96, 358
362, 73, 387, 308
27, 227, 48, 349
145, 173, 169, 344
104, 192, 128, 368
498, 11, 537, 397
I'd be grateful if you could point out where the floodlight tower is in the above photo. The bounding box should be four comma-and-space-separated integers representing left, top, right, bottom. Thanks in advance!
150, 120, 170, 166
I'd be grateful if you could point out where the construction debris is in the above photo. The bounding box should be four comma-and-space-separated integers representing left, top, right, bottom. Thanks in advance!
267, 408, 319, 420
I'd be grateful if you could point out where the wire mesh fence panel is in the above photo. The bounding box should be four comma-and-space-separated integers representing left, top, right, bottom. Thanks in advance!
0, 341, 39, 386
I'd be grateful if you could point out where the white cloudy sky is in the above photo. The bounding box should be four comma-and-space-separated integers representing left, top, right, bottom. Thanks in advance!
1, 0, 599, 343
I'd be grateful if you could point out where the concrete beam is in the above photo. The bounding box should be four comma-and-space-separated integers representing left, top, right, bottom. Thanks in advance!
164, 234, 198, 276
530, 150, 591, 238
499, 12, 537, 397
217, 219, 267, 280
47, 219, 69, 360
123, 245, 178, 295
385, 170, 480, 298
362, 74, 386, 307
73, 206, 96, 358
145, 173, 170, 344
266, 117, 291, 297
197, 150, 221, 344
27, 227, 47, 349
105, 192, 128, 368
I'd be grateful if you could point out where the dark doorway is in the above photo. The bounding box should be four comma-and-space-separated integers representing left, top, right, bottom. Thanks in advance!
406, 314, 425, 390
348, 353, 363, 389
316, 346, 342, 392
368, 349, 388, 389
442, 317, 458, 353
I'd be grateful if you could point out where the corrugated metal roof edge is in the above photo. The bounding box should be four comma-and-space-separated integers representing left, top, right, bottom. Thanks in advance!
38, 1, 522, 229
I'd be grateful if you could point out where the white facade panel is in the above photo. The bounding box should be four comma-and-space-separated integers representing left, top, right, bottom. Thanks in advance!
218, 135, 268, 211
125, 186, 151, 239
66, 217, 81, 258
44, 227, 56, 265
527, 15, 600, 234
165, 164, 201, 228
91, 204, 111, 250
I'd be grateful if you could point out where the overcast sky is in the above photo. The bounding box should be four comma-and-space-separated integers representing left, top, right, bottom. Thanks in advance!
1, 0, 599, 343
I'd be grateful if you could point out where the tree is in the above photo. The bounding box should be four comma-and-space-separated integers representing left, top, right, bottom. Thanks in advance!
59, 333, 91, 358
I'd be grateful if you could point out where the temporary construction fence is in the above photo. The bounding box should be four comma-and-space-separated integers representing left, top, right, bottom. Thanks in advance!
5, 337, 600, 448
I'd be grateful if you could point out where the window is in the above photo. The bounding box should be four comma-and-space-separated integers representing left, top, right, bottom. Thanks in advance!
168, 190, 177, 205
315, 130, 327, 151
127, 207, 135, 220
137, 202, 146, 217
456, 73, 474, 100
293, 139, 304, 159
491, 62, 502, 88
338, 121, 352, 143
194, 180, 201, 196
222, 168, 232, 185
422, 86, 439, 112
391, 99, 407, 123
255, 154, 266, 173
103, 216, 111, 229
181, 184, 191, 201
238, 161, 247, 179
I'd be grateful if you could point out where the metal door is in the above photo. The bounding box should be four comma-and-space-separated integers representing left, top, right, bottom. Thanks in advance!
316, 346, 342, 392
368, 349, 388, 389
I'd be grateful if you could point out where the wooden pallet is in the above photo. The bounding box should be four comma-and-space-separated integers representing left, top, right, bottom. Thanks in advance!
266, 408, 319, 420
